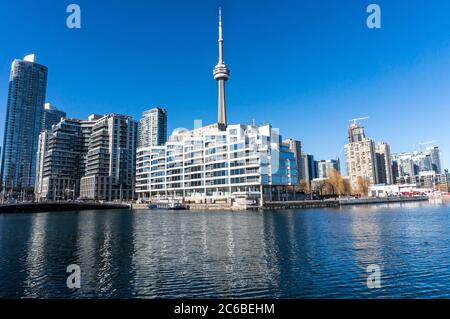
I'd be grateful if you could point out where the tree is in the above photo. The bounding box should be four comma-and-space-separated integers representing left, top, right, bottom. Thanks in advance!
356, 176, 370, 196
343, 178, 353, 195
312, 180, 325, 195
437, 183, 449, 193
327, 169, 345, 196
312, 179, 335, 196
296, 179, 310, 193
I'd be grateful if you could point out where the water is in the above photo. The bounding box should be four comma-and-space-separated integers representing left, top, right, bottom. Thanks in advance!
0, 201, 449, 299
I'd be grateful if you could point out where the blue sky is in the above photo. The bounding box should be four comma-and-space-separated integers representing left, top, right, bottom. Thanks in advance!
0, 0, 449, 170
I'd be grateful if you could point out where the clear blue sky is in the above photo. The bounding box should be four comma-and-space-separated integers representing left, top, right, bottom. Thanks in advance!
1, 0, 449, 170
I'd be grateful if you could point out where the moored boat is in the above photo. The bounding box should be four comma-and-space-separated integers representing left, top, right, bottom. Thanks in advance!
148, 202, 187, 210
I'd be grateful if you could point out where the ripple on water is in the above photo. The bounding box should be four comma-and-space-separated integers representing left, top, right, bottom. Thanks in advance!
0, 203, 449, 298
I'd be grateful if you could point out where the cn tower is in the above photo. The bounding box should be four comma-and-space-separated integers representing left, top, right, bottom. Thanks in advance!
213, 8, 230, 130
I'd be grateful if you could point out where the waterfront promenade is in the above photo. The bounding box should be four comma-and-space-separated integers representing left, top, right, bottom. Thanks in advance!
132, 196, 430, 211
0, 196, 430, 213
0, 202, 130, 214
262, 196, 428, 210
339, 196, 429, 206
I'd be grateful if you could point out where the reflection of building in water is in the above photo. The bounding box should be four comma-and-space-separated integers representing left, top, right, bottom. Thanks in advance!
349, 209, 384, 268
75, 212, 98, 293
24, 214, 49, 297
129, 212, 280, 297
74, 212, 136, 296
130, 213, 172, 296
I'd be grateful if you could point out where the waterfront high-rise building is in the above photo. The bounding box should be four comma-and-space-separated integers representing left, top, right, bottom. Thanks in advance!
1, 54, 48, 194
392, 145, 443, 179
301, 153, 316, 182
392, 158, 400, 184
35, 119, 85, 201
138, 107, 167, 147
284, 139, 302, 183
415, 152, 433, 173
35, 131, 49, 199
35, 115, 102, 201
395, 170, 450, 192
426, 146, 442, 174
392, 152, 415, 177
348, 122, 366, 143
344, 122, 378, 189
42, 102, 66, 131
135, 9, 298, 204
80, 114, 138, 201
214, 8, 230, 130
315, 159, 340, 179
136, 123, 298, 202
375, 142, 393, 185
35, 114, 137, 201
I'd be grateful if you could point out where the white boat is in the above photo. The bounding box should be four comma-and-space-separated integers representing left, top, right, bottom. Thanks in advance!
148, 202, 187, 210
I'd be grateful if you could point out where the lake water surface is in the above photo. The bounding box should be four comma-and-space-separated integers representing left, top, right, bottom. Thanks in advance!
0, 200, 449, 298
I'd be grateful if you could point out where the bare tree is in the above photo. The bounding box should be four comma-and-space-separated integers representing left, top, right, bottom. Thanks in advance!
296, 179, 310, 193
437, 183, 449, 193
344, 178, 353, 195
327, 169, 345, 196
356, 176, 370, 196
312, 180, 325, 196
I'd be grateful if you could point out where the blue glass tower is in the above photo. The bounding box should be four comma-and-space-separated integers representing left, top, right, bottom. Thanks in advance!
1, 54, 48, 194
42, 103, 66, 131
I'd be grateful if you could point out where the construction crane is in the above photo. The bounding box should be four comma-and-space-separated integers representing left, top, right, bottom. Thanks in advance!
418, 140, 437, 151
349, 116, 369, 125
419, 141, 437, 146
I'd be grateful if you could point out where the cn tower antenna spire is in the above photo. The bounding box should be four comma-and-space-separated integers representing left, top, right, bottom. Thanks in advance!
219, 7, 223, 43
214, 7, 230, 130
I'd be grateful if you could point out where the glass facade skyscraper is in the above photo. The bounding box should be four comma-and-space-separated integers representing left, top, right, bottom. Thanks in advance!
426, 146, 442, 174
42, 103, 66, 131
392, 146, 443, 180
301, 153, 316, 182
137, 107, 167, 147
0, 54, 48, 193
315, 159, 340, 179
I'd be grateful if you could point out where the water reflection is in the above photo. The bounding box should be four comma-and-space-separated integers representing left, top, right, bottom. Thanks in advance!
0, 201, 449, 298
129, 212, 283, 298
24, 214, 49, 298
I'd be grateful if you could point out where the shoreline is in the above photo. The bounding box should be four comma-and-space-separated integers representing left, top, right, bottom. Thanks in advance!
0, 196, 433, 214
338, 196, 429, 206
258, 196, 429, 210
136, 196, 431, 211
0, 202, 130, 214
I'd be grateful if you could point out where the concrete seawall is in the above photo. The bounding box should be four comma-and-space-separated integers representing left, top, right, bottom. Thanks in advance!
339, 196, 429, 206
262, 200, 340, 210
263, 196, 429, 210
0, 202, 130, 214
133, 201, 341, 211
132, 196, 430, 211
